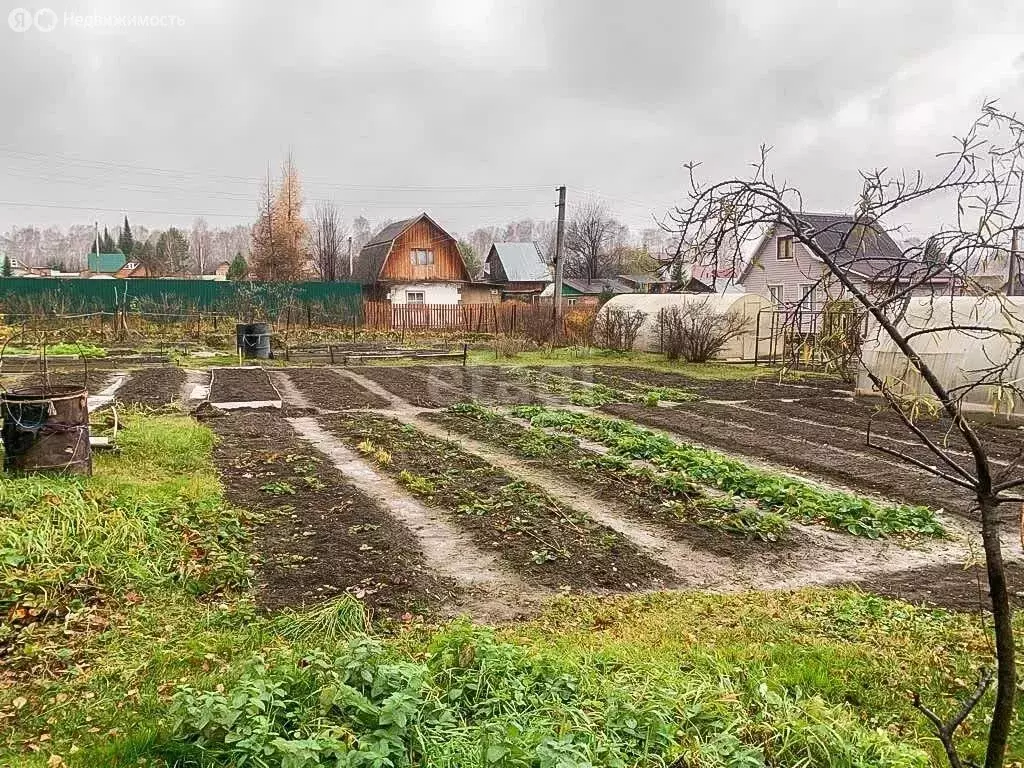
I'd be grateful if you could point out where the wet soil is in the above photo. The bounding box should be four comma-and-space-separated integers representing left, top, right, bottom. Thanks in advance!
350, 365, 462, 408
209, 367, 279, 403
284, 368, 391, 410
424, 409, 803, 562
603, 402, 974, 517
205, 410, 455, 616
318, 411, 674, 592
420, 365, 551, 406
115, 367, 186, 408
19, 370, 111, 393
539, 365, 849, 401
848, 560, 1024, 612
752, 397, 1024, 467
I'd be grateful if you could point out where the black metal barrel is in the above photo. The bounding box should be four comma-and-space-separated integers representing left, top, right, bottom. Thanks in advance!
236, 322, 272, 359
1, 385, 92, 475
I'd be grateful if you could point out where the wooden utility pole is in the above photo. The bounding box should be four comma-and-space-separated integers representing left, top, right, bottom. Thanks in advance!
552, 185, 567, 320
347, 236, 353, 279
1010, 227, 1021, 296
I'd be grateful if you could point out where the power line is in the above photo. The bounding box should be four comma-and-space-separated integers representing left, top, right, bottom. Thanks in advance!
0, 148, 554, 193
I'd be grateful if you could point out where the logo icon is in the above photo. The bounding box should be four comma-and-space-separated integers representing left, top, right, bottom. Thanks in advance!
8, 8, 33, 32
34, 8, 57, 32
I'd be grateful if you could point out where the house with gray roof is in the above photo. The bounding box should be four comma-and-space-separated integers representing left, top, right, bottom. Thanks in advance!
482, 241, 550, 299
738, 212, 956, 311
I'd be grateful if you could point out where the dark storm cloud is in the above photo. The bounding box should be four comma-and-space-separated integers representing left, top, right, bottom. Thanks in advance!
1, 0, 1023, 236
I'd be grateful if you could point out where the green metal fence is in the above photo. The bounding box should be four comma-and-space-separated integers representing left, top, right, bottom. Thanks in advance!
0, 278, 364, 322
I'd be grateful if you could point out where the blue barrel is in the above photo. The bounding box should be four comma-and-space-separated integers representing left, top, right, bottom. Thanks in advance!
236, 322, 272, 359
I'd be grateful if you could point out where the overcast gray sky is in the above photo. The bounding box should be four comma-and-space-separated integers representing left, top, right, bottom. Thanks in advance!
2, 0, 1024, 237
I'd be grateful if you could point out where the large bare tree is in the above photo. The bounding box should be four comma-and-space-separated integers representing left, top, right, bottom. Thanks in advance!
667, 102, 1023, 768
310, 201, 344, 281
564, 201, 627, 280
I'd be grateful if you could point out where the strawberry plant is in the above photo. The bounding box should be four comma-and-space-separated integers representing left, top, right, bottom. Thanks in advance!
512, 407, 945, 539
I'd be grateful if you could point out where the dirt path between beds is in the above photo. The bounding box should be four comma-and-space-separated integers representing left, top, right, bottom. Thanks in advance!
402, 409, 975, 595
207, 411, 455, 617
288, 415, 545, 622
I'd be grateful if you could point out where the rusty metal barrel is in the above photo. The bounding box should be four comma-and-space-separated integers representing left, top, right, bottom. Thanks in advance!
1, 385, 92, 476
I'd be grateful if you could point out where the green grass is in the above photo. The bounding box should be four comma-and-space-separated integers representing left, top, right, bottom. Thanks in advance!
0, 416, 249, 621
1, 408, 1017, 768
511, 406, 945, 539
2, 342, 108, 358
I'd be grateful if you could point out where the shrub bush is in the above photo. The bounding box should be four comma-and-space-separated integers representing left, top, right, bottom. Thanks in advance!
593, 307, 646, 351
659, 299, 749, 362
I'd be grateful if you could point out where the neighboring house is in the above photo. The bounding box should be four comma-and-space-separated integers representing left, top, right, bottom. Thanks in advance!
483, 242, 550, 300
86, 252, 126, 275
353, 213, 494, 304
689, 261, 739, 288
618, 272, 676, 294
738, 212, 955, 310
539, 276, 635, 306
113, 260, 150, 279
212, 261, 230, 280
966, 250, 1013, 294
7, 257, 52, 277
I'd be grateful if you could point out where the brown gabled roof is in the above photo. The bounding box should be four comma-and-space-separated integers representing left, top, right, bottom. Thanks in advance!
352, 213, 472, 284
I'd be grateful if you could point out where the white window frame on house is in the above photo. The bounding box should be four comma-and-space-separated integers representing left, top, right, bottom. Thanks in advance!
777, 235, 794, 260
566, 297, 579, 306
799, 283, 818, 312
768, 284, 785, 306
410, 249, 434, 266
406, 290, 425, 304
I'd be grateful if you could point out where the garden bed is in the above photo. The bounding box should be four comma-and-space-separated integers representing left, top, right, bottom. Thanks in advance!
114, 367, 186, 408
349, 365, 462, 407
752, 396, 1024, 466
208, 367, 280, 405
284, 367, 391, 410
539, 364, 848, 401
421, 365, 551, 405
516, 406, 944, 539
317, 411, 673, 591
425, 403, 795, 556
848, 560, 1024, 611
20, 369, 111, 393
604, 401, 972, 517
207, 410, 454, 615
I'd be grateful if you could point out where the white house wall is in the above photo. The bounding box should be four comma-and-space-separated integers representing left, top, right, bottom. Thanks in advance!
387, 282, 463, 305
741, 227, 872, 304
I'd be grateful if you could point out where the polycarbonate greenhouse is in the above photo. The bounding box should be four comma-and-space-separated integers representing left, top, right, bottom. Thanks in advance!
857, 295, 1024, 416
596, 292, 773, 360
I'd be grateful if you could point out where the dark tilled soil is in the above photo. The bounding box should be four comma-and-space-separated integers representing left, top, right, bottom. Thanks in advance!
686, 399, 983, 480
206, 410, 455, 615
19, 370, 113, 394
541, 365, 849, 401
424, 410, 804, 562
209, 367, 279, 403
849, 561, 1024, 612
320, 411, 674, 592
603, 402, 974, 517
284, 368, 391, 410
755, 397, 1024, 467
115, 367, 185, 408
350, 365, 463, 408
421, 366, 551, 406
